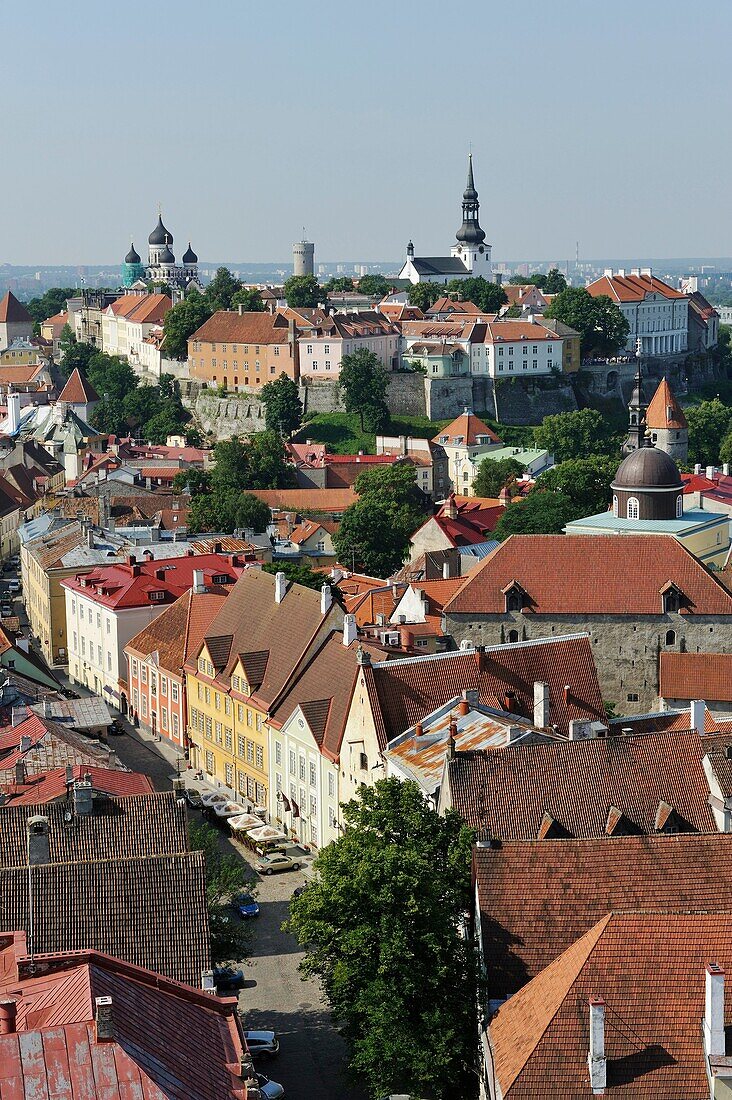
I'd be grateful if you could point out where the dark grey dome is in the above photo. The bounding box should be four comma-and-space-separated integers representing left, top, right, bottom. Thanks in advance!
455, 219, 486, 245
612, 445, 682, 491
158, 245, 175, 264
125, 243, 140, 264
149, 215, 172, 246
182, 243, 198, 264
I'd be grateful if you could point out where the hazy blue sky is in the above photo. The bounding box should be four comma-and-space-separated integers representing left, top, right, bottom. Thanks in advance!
1, 0, 726, 265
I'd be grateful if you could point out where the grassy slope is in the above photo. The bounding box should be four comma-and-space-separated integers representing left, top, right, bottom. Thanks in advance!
295, 411, 537, 454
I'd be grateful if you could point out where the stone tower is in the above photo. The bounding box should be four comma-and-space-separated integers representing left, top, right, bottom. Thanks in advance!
644, 377, 688, 463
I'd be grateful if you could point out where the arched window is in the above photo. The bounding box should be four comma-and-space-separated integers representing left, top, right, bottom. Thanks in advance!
627, 497, 639, 520
676, 494, 683, 518
665, 630, 676, 646
612, 494, 618, 517
507, 629, 519, 643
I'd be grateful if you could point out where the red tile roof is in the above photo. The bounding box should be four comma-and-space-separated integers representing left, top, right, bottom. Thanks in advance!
60, 553, 244, 611
489, 912, 732, 1098
444, 534, 732, 616
0, 931, 246, 1100
108, 293, 172, 324
432, 410, 501, 447
0, 291, 31, 324
2, 765, 153, 805
587, 271, 686, 302
363, 633, 604, 747
249, 487, 357, 513
58, 367, 100, 405
190, 309, 292, 345
126, 587, 229, 673
474, 832, 732, 1000
645, 376, 687, 430
446, 728, 716, 836
660, 651, 732, 702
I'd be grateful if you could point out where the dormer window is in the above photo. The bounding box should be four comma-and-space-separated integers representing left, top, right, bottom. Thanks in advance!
660, 582, 683, 615
212, 574, 229, 585
626, 497, 639, 520
502, 580, 525, 613
149, 590, 166, 601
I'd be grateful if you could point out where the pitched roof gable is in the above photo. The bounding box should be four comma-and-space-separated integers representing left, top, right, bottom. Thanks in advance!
645, 376, 687, 430
432, 409, 502, 447
58, 367, 100, 404
0, 291, 32, 324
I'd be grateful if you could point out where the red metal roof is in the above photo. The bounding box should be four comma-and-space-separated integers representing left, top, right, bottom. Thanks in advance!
60, 553, 244, 611
2, 765, 153, 805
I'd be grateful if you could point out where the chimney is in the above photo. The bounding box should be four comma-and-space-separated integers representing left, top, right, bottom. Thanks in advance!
442, 560, 450, 580
724, 464, 730, 477
65, 763, 74, 786
506, 725, 525, 744
356, 645, 371, 666
73, 777, 93, 816
414, 722, 424, 737
503, 690, 516, 713
343, 614, 357, 647
192, 569, 206, 595
447, 729, 456, 759
690, 699, 706, 736
14, 760, 25, 785
533, 682, 550, 728
587, 997, 607, 1094
6, 391, 20, 435
26, 814, 50, 865
87, 525, 94, 549
274, 571, 287, 604
320, 583, 332, 614
458, 699, 470, 717
695, 463, 702, 475
201, 969, 216, 994
0, 999, 17, 1035
143, 548, 153, 561
705, 963, 726, 1057
95, 996, 114, 1042
707, 466, 716, 481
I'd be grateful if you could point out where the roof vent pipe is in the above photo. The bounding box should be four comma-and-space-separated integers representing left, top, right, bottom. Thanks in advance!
192, 569, 206, 595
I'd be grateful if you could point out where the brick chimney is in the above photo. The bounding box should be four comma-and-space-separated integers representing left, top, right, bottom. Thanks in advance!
587, 997, 607, 1094
458, 699, 470, 717
0, 998, 17, 1035
95, 996, 114, 1042
74, 777, 94, 816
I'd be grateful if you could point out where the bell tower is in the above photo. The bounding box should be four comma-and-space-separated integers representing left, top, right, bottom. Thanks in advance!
451, 153, 491, 276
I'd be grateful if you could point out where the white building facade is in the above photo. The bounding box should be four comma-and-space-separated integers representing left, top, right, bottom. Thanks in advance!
587, 269, 689, 356
268, 706, 342, 850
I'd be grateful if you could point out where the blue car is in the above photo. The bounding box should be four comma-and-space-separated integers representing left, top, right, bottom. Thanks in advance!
234, 892, 260, 919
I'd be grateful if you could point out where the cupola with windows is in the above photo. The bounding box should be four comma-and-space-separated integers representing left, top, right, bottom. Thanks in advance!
611, 436, 684, 522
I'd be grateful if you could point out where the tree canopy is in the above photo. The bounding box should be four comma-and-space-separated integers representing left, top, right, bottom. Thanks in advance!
260, 373, 303, 438
545, 286, 629, 357
230, 287, 265, 312
406, 282, 444, 311
544, 267, 568, 294
25, 287, 77, 330
261, 561, 324, 590
87, 362, 191, 443
205, 266, 243, 312
283, 274, 322, 308
493, 490, 579, 538
324, 276, 355, 293
185, 435, 293, 534
286, 778, 477, 1099
357, 274, 392, 298
534, 408, 617, 462
535, 455, 620, 517
473, 456, 525, 498
338, 348, 390, 432
189, 820, 254, 964
687, 398, 732, 465
333, 463, 425, 576
445, 276, 508, 313
162, 288, 212, 359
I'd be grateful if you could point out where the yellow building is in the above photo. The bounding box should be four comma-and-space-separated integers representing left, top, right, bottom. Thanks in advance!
185, 568, 341, 806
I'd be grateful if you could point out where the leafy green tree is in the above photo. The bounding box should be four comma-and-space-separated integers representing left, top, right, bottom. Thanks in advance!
286, 778, 477, 1099
261, 373, 303, 438
90, 397, 128, 436
123, 385, 162, 431
338, 348, 390, 431
357, 274, 392, 298
25, 287, 76, 327
188, 489, 271, 535
493, 491, 579, 537
446, 276, 507, 313
324, 276, 355, 293
687, 398, 732, 465
333, 464, 424, 575
59, 330, 95, 374
545, 286, 629, 357
508, 274, 536, 285
185, 425, 205, 448
536, 455, 620, 517
261, 561, 324, 590
406, 282, 443, 311
204, 267, 243, 312
473, 456, 525, 498
162, 288, 212, 359
283, 274, 322, 308
534, 408, 615, 462
86, 353, 137, 404
143, 405, 189, 445
210, 438, 252, 491
189, 820, 254, 964
246, 430, 296, 488
172, 468, 211, 495
230, 287, 265, 312
544, 267, 568, 294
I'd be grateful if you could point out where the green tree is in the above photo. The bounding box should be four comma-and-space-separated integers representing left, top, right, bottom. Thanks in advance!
508, 274, 536, 285
333, 464, 424, 576
188, 489, 271, 535
338, 348, 390, 431
406, 282, 443, 311
286, 778, 477, 1099
59, 330, 95, 374
536, 455, 620, 517
162, 288, 212, 359
357, 274, 392, 298
545, 286, 629, 357
90, 397, 128, 436
188, 820, 254, 964
544, 267, 568, 294
445, 276, 507, 313
283, 274, 322, 308
261, 373, 303, 438
687, 398, 732, 465
246, 430, 295, 489
123, 385, 162, 431
493, 491, 579, 537
230, 287, 265, 312
172, 468, 211, 495
210, 438, 252, 491
534, 408, 614, 462
25, 287, 77, 328
261, 561, 324, 590
324, 276, 355, 293
204, 267, 243, 312
86, 353, 138, 403
473, 456, 525, 498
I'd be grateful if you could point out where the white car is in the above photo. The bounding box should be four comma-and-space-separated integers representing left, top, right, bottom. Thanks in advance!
7, 581, 20, 594
243, 1030, 280, 1058
256, 1073, 285, 1099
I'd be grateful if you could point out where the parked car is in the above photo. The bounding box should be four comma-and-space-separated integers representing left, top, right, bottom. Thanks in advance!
213, 965, 244, 990
0, 605, 12, 617
7, 580, 20, 594
9, 556, 19, 567
233, 892, 260, 919
255, 853, 301, 875
256, 1073, 285, 1099
242, 1030, 279, 1058
107, 721, 124, 736
185, 788, 203, 808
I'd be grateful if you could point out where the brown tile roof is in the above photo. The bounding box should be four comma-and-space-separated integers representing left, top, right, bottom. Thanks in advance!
190, 309, 292, 345
249, 487, 358, 513
645, 376, 687, 430
0, 291, 31, 323
364, 634, 604, 748
126, 588, 229, 672
431, 409, 501, 446
58, 367, 100, 404
474, 832, 732, 999
446, 728, 716, 836
445, 534, 732, 616
0, 362, 46, 385
660, 651, 732, 702
109, 292, 172, 323
193, 568, 338, 705
489, 912, 732, 1098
